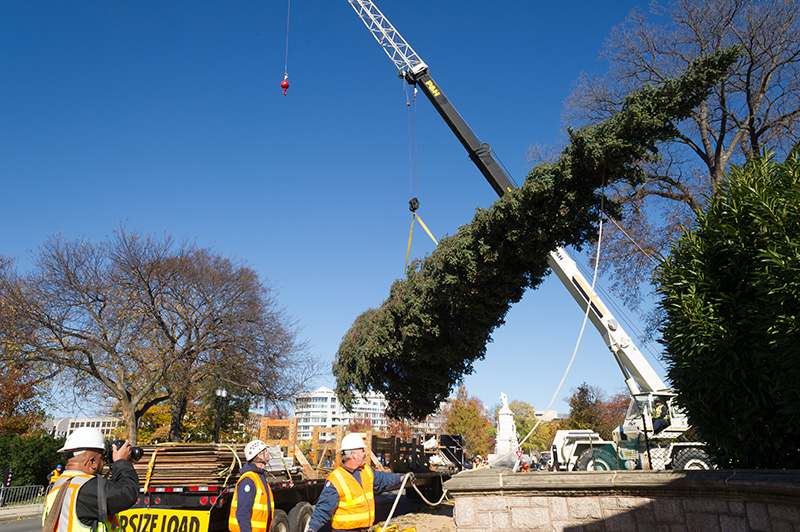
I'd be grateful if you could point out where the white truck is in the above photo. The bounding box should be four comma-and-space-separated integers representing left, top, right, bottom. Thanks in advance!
347, 1, 713, 471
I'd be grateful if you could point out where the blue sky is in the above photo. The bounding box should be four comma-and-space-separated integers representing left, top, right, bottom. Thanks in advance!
1, 1, 668, 417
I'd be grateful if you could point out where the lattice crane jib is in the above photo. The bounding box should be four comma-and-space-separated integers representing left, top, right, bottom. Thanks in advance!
347, 0, 427, 80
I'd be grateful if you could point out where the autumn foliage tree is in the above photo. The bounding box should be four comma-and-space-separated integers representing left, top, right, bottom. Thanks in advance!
382, 418, 414, 440
347, 417, 375, 434
0, 365, 46, 436
2, 228, 316, 443
0, 258, 48, 435
443, 384, 493, 457
562, 383, 628, 441
504, 400, 558, 454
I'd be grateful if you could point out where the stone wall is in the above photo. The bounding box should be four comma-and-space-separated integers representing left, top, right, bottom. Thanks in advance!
443, 469, 800, 532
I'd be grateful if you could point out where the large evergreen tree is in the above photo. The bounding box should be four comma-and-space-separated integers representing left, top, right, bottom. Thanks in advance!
334, 50, 738, 419
657, 149, 800, 468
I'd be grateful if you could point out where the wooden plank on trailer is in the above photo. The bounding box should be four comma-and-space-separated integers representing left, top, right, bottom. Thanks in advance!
293, 445, 316, 478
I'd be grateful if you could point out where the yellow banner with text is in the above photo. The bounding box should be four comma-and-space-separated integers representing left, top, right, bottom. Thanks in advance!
117, 508, 210, 532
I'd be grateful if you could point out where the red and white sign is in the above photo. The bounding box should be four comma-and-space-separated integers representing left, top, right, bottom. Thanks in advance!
515, 450, 523, 459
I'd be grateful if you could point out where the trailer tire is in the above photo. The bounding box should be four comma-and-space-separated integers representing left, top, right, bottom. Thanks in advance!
288, 502, 313, 532
575, 448, 616, 471
272, 509, 290, 532
673, 448, 713, 470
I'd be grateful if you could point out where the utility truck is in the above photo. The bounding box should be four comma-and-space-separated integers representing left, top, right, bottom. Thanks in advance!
347, 1, 713, 471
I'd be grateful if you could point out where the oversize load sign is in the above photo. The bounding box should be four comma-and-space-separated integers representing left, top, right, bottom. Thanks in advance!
117, 508, 209, 532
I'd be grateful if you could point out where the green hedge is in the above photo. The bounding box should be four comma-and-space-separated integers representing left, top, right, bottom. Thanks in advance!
0, 434, 65, 486
657, 149, 800, 468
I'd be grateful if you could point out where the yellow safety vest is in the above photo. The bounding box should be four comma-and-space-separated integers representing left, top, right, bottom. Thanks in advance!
42, 473, 118, 532
328, 466, 375, 530
229, 471, 274, 532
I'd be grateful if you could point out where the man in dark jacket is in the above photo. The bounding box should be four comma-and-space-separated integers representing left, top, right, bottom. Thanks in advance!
43, 427, 139, 532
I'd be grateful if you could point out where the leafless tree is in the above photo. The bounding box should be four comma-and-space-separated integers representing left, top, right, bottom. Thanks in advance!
559, 0, 800, 303
3, 228, 317, 442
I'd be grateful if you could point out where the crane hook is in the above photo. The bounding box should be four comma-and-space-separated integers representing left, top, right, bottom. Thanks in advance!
281, 73, 289, 96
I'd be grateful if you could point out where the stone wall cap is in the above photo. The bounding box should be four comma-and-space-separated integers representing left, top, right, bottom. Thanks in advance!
444, 469, 800, 499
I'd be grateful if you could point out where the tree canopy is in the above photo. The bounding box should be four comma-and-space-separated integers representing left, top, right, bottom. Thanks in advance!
0, 434, 64, 486
503, 399, 557, 454
0, 364, 47, 436
334, 48, 739, 420
657, 148, 800, 468
561, 0, 800, 304
443, 384, 493, 457
2, 228, 316, 442
560, 383, 628, 441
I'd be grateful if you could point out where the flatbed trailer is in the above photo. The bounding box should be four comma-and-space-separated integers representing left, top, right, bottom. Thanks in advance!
116, 421, 462, 532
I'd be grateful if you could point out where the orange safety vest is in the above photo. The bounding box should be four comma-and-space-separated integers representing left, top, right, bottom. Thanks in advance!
327, 466, 375, 530
228, 471, 274, 532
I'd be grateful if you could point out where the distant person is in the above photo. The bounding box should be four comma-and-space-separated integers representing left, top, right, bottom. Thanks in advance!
229, 440, 274, 532
306, 433, 410, 532
42, 427, 138, 532
652, 400, 670, 434
47, 464, 63, 485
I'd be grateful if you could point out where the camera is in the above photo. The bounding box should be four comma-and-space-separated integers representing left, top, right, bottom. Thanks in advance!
105, 440, 144, 462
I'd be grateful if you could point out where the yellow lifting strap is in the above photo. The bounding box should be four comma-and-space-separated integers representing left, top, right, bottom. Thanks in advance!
143, 449, 160, 493
405, 212, 439, 270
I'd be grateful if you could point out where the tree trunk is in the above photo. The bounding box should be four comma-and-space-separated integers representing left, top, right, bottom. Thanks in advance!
169, 389, 189, 442
120, 399, 140, 444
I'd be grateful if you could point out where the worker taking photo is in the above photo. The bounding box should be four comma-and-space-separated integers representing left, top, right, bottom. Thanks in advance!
42, 427, 139, 532
306, 433, 411, 532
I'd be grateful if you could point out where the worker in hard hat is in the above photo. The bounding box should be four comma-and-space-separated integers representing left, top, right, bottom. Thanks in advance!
306, 433, 409, 532
229, 440, 275, 532
42, 427, 138, 532
47, 464, 63, 485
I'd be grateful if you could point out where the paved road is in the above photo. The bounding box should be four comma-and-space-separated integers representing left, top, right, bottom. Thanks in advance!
0, 491, 448, 532
1, 516, 39, 532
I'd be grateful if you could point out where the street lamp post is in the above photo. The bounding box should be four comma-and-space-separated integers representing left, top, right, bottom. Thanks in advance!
214, 387, 227, 443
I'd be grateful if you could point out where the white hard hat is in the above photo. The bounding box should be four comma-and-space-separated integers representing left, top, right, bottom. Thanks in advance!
58, 427, 105, 453
340, 433, 366, 451
244, 440, 269, 462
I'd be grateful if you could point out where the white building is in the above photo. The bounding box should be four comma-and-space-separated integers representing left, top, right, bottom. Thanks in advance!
46, 417, 121, 438
293, 387, 389, 440
534, 410, 563, 422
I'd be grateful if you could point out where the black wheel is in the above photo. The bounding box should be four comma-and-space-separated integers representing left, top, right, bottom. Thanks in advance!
288, 502, 313, 532
271, 509, 290, 532
575, 448, 616, 471
673, 448, 714, 470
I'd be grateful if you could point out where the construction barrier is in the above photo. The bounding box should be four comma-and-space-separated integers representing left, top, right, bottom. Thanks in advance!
0, 484, 46, 508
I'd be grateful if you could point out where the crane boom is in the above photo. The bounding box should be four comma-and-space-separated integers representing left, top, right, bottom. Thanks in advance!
348, 0, 516, 197
347, 0, 425, 74
349, 0, 669, 395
